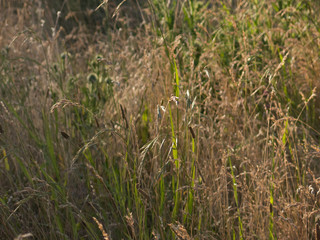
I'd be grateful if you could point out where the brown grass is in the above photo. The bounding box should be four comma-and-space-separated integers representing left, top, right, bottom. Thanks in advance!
1, 0, 320, 239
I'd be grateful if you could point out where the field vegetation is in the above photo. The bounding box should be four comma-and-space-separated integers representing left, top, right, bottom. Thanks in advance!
1, 0, 320, 239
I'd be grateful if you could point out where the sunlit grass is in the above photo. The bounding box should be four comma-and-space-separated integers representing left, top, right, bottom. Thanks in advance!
1, 0, 320, 239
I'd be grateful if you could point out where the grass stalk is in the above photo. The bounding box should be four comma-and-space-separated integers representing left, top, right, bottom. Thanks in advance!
228, 154, 244, 240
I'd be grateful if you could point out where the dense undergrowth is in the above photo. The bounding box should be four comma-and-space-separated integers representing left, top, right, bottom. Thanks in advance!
1, 0, 320, 239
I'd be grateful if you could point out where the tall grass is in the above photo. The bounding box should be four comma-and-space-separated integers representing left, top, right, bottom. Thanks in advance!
1, 0, 320, 239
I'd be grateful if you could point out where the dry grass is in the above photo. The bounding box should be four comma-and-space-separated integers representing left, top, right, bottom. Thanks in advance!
1, 0, 320, 239
93, 217, 110, 240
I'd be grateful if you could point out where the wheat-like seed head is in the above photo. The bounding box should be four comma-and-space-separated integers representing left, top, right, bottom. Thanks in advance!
50, 99, 82, 113
93, 217, 110, 240
168, 222, 191, 240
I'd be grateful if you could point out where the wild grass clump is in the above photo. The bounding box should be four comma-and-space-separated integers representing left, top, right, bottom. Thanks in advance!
1, 0, 320, 239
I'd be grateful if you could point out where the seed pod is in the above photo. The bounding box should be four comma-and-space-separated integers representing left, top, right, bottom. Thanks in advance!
61, 131, 70, 139
188, 126, 195, 139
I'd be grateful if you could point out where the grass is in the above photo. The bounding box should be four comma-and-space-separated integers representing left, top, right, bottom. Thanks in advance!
1, 0, 320, 239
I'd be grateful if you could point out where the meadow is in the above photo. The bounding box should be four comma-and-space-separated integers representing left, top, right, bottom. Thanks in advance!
1, 0, 320, 239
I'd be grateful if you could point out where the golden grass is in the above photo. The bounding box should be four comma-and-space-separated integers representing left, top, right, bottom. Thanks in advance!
1, 0, 320, 239
93, 217, 110, 240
